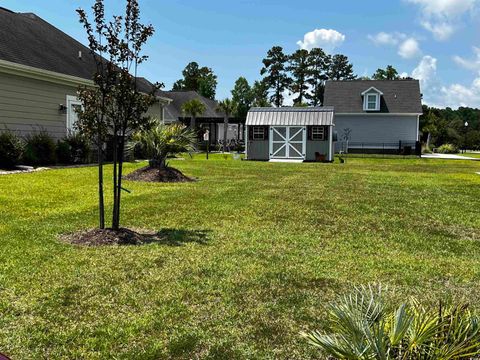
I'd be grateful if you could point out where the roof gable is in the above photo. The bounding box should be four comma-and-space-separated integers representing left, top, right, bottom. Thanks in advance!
361, 86, 383, 95
324, 80, 422, 114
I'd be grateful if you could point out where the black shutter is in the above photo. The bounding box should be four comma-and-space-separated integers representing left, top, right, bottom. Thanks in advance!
263, 126, 269, 140
248, 126, 254, 140
324, 126, 329, 141
307, 126, 312, 141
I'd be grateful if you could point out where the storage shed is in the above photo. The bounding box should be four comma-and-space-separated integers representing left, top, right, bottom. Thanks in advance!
245, 107, 335, 162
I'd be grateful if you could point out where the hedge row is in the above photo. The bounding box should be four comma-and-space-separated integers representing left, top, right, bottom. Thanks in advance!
0, 130, 91, 169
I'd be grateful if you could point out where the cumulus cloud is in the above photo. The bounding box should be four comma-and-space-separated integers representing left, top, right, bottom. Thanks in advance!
368, 32, 404, 46
297, 29, 345, 52
406, 0, 478, 40
453, 46, 480, 72
398, 38, 422, 59
408, 54, 480, 108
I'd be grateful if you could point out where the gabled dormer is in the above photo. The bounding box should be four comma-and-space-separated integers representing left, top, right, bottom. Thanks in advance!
361, 87, 383, 111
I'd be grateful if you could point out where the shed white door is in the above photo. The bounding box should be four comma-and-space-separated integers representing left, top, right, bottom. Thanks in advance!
269, 126, 306, 160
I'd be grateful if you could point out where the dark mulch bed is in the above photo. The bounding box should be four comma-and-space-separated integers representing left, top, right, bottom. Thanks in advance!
62, 228, 210, 247
123, 166, 195, 183
63, 228, 161, 246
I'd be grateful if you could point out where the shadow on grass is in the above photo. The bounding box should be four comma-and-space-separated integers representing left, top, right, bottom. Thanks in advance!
147, 228, 211, 246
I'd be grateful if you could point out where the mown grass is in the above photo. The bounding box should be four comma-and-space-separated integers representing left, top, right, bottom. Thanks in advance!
0, 154, 479, 359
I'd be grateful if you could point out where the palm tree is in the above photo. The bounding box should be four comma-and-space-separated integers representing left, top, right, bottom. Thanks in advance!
181, 99, 206, 130
131, 122, 197, 169
216, 98, 237, 153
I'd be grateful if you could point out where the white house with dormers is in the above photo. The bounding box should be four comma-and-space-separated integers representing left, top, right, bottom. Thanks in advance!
324, 80, 423, 152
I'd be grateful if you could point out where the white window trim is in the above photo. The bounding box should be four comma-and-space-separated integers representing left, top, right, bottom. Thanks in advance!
66, 95, 83, 132
252, 126, 265, 140
312, 126, 325, 141
363, 93, 380, 111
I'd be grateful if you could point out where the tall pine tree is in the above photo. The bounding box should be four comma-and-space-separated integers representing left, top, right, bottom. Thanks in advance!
328, 54, 356, 80
260, 46, 291, 107
306, 48, 330, 106
288, 49, 312, 105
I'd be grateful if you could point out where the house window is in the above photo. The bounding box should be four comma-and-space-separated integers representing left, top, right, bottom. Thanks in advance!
364, 93, 379, 111
66, 95, 83, 132
311, 126, 325, 141
253, 126, 265, 140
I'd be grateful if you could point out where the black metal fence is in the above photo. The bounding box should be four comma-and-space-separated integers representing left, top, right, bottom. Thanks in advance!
336, 141, 421, 158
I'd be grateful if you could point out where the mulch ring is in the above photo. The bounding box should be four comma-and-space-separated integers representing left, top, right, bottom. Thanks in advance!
123, 166, 195, 183
62, 228, 161, 246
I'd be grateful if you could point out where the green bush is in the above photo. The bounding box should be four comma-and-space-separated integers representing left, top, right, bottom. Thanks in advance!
302, 285, 480, 360
56, 132, 91, 164
0, 130, 24, 169
23, 130, 57, 166
437, 143, 458, 154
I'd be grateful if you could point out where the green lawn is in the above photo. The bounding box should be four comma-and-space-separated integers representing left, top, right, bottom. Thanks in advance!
0, 155, 480, 359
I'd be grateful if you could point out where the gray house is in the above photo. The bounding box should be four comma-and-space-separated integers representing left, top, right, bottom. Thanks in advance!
0, 7, 169, 139
245, 107, 335, 162
324, 80, 423, 152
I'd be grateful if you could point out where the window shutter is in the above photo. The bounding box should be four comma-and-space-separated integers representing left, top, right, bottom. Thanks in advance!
263, 126, 269, 140
307, 126, 312, 141
324, 126, 329, 141
248, 126, 254, 140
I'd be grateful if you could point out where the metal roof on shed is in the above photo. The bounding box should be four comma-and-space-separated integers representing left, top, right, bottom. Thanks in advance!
246, 107, 334, 126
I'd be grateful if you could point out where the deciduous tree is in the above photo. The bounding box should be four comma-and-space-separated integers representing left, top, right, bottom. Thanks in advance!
173, 62, 218, 99
231, 77, 253, 120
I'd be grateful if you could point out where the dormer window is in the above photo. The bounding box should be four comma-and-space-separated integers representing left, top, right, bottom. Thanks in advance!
361, 86, 383, 112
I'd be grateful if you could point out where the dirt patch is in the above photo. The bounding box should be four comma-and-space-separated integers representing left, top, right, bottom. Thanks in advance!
63, 228, 161, 246
123, 166, 195, 183
62, 228, 210, 247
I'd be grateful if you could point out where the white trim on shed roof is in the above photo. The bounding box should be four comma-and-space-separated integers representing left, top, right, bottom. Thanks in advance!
246, 107, 334, 126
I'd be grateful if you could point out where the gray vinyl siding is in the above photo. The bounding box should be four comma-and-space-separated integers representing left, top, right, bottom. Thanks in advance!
0, 71, 165, 139
247, 139, 269, 160
334, 114, 418, 150
0, 72, 78, 139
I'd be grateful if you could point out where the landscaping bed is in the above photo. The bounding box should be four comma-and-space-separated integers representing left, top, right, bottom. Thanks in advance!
123, 165, 195, 183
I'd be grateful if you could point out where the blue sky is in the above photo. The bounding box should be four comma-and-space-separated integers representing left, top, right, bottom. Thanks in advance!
2, 0, 480, 108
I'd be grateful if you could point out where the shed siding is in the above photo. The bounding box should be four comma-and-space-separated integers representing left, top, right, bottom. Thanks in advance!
306, 140, 329, 161
334, 114, 418, 150
247, 139, 269, 160
0, 72, 78, 139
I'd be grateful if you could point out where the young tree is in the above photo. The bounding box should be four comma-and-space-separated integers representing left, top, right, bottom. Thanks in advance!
231, 77, 253, 120
216, 99, 237, 153
288, 49, 312, 105
328, 54, 356, 81
306, 48, 330, 106
260, 46, 291, 107
172, 62, 218, 99
251, 79, 271, 107
77, 0, 159, 231
372, 65, 399, 80
181, 99, 206, 130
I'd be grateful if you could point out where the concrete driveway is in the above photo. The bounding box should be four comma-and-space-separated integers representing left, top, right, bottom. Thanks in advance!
422, 153, 480, 161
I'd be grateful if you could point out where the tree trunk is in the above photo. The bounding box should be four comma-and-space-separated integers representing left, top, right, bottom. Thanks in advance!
223, 116, 228, 153
112, 128, 119, 230
426, 132, 431, 149
113, 131, 125, 231
149, 157, 167, 169
191, 115, 196, 129
97, 131, 105, 229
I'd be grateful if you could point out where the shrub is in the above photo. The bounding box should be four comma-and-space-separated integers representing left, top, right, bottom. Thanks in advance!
437, 143, 458, 154
302, 285, 480, 360
56, 132, 91, 164
23, 130, 57, 166
0, 130, 24, 169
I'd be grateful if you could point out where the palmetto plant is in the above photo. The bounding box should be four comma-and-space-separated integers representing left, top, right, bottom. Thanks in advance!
131, 122, 197, 168
302, 285, 480, 360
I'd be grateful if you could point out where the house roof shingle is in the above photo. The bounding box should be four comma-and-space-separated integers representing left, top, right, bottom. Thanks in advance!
160, 90, 225, 121
324, 80, 423, 114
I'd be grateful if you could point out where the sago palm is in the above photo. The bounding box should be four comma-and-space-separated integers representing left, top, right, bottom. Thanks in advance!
131, 122, 197, 168
302, 285, 480, 360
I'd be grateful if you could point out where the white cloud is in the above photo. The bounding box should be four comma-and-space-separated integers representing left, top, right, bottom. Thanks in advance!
406, 0, 478, 40
420, 21, 455, 41
297, 29, 345, 52
368, 32, 404, 46
408, 54, 480, 108
398, 38, 422, 59
453, 46, 480, 72
412, 55, 437, 90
